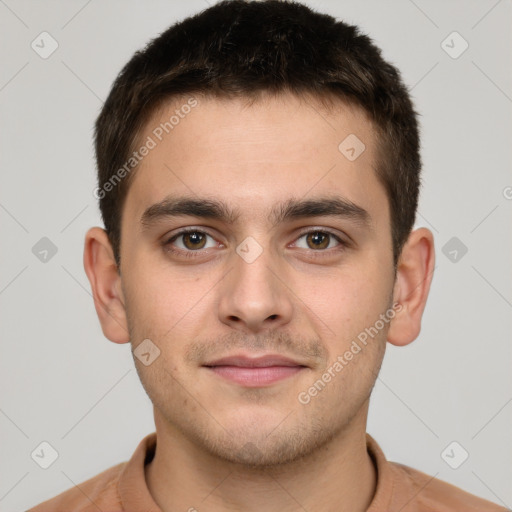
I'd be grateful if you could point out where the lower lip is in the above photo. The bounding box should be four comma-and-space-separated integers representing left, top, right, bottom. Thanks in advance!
206, 366, 304, 387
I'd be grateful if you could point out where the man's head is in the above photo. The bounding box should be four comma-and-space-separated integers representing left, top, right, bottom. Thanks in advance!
84, 0, 434, 467
93, 0, 422, 271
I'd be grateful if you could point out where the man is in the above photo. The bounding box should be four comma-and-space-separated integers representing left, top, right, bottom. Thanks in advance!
27, 0, 507, 510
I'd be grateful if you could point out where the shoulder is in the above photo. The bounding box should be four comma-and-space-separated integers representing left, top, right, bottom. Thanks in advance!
26, 462, 127, 512
389, 461, 509, 511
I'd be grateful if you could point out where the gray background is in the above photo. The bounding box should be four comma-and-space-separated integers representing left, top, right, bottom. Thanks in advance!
1, 0, 511, 510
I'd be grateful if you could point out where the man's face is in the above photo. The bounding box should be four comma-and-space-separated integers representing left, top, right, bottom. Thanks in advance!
118, 93, 396, 465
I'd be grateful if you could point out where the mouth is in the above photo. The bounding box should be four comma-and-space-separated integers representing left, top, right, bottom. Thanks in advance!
203, 354, 308, 387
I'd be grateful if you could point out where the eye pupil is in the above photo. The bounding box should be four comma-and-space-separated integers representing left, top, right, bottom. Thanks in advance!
184, 232, 206, 249
307, 232, 329, 249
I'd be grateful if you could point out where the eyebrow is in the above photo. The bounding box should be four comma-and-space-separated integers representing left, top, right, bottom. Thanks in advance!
140, 195, 371, 230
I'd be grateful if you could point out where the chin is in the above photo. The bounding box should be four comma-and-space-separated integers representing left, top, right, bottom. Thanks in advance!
194, 414, 336, 469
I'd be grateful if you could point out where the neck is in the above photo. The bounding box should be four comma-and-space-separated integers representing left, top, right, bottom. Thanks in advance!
145, 409, 377, 512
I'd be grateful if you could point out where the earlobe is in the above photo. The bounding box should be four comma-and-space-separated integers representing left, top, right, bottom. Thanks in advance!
83, 227, 130, 344
387, 227, 435, 347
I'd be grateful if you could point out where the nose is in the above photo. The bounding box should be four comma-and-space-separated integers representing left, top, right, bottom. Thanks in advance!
217, 242, 293, 334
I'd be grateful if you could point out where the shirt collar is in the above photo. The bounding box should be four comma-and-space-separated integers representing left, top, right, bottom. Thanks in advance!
118, 431, 393, 511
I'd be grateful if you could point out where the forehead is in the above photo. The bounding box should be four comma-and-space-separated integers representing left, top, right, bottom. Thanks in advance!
123, 93, 387, 229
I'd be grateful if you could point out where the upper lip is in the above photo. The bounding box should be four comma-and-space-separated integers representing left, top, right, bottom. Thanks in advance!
203, 354, 306, 368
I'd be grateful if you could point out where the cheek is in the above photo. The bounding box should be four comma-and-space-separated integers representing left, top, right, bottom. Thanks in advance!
122, 263, 178, 343
297, 264, 388, 336
123, 263, 211, 363
133, 355, 188, 423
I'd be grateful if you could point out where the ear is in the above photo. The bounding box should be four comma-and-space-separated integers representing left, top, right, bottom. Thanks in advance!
83, 227, 130, 344
387, 227, 435, 347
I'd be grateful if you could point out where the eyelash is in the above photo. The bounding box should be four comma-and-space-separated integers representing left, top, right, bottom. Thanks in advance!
163, 227, 348, 260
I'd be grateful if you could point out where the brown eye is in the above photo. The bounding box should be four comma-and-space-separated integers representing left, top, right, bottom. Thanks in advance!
181, 231, 207, 250
294, 230, 342, 251
165, 230, 217, 254
305, 231, 330, 250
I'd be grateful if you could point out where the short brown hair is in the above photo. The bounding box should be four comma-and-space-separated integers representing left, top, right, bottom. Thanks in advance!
94, 0, 421, 269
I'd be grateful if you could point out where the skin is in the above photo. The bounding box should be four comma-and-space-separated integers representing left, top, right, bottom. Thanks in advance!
84, 93, 435, 512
